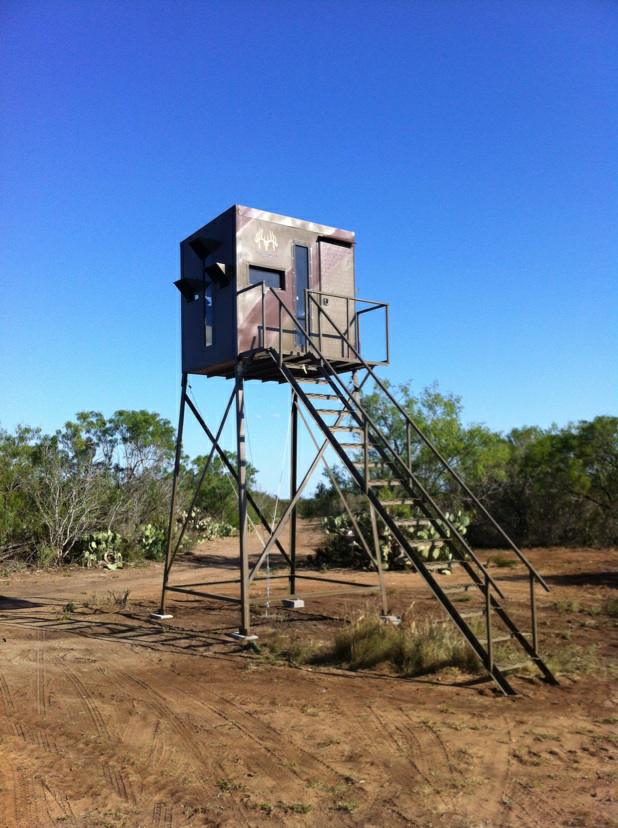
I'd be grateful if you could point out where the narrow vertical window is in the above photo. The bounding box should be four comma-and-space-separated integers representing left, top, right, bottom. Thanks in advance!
294, 245, 309, 347
204, 281, 214, 347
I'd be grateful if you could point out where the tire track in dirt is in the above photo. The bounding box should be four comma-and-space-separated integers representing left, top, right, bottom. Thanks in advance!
35, 630, 47, 717
0, 751, 14, 828
13, 767, 48, 827
0, 671, 15, 715
115, 670, 214, 776
318, 698, 427, 823
41, 780, 77, 828
368, 705, 446, 803
451, 713, 514, 828
64, 667, 110, 740
148, 719, 165, 766
109, 667, 258, 824
152, 801, 173, 828
362, 706, 457, 821
200, 689, 354, 786
403, 711, 462, 784
113, 668, 249, 823
10, 719, 59, 755
63, 664, 144, 807
104, 765, 137, 804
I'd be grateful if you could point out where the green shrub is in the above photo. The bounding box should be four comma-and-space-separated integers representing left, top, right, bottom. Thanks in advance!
36, 545, 57, 568
178, 509, 234, 542
138, 523, 167, 560
76, 531, 124, 569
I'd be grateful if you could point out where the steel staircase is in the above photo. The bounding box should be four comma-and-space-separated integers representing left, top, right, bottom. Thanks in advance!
246, 285, 558, 695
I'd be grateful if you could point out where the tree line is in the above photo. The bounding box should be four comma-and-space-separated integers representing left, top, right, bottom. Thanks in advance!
1, 384, 616, 568
300, 383, 617, 548
0, 409, 259, 568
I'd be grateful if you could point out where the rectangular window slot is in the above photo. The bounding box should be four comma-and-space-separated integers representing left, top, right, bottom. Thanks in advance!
204, 281, 214, 348
249, 265, 285, 290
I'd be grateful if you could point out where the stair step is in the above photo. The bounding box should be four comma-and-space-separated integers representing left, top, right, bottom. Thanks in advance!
442, 584, 476, 594
368, 479, 403, 487
315, 408, 343, 416
381, 498, 420, 506
421, 559, 464, 571
479, 635, 513, 645
306, 393, 339, 400
407, 539, 447, 548
499, 660, 532, 674
395, 518, 434, 526
460, 610, 486, 618
352, 460, 382, 468
332, 425, 364, 433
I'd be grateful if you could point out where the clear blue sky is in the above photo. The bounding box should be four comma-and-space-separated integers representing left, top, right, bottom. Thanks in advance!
1, 0, 616, 494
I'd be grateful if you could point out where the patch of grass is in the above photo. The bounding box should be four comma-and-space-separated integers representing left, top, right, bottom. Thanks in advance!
533, 731, 559, 742
317, 612, 483, 677
62, 601, 76, 614
334, 800, 358, 813
552, 599, 580, 613
488, 555, 517, 569
216, 778, 246, 793
261, 634, 319, 666
279, 801, 312, 814
594, 716, 618, 726
109, 589, 130, 609
602, 597, 618, 617
82, 594, 105, 612
546, 643, 601, 677
552, 599, 605, 617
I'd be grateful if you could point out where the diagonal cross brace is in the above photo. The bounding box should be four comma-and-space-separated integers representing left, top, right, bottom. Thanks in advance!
247, 371, 371, 583
164, 386, 236, 579
184, 394, 293, 567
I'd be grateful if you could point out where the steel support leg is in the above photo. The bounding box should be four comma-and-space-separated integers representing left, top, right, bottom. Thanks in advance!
369, 503, 390, 617
157, 373, 188, 616
235, 363, 251, 636
289, 391, 299, 596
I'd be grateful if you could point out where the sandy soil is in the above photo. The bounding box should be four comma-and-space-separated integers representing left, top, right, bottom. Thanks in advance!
0, 525, 616, 827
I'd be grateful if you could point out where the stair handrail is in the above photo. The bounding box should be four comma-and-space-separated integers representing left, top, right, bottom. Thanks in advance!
251, 284, 506, 596
304, 291, 550, 592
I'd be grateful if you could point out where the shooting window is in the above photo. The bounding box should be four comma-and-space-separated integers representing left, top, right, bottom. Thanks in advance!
204, 280, 214, 347
249, 265, 285, 290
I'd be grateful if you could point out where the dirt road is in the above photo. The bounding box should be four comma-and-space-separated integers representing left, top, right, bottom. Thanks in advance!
0, 536, 615, 827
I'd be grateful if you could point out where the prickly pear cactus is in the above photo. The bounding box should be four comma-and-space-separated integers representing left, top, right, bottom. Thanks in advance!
79, 530, 124, 569
314, 508, 471, 571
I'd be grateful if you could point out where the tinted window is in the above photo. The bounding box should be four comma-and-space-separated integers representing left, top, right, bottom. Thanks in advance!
204, 281, 214, 347
249, 265, 285, 290
294, 245, 309, 319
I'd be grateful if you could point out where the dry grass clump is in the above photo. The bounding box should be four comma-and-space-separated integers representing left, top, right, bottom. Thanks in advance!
546, 644, 602, 678
321, 612, 483, 677
603, 597, 618, 618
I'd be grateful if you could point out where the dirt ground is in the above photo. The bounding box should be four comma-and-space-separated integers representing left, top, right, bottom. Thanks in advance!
0, 523, 616, 828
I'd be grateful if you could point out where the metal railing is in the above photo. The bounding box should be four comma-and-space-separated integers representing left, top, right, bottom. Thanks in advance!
302, 290, 550, 593
236, 281, 389, 365
239, 280, 549, 596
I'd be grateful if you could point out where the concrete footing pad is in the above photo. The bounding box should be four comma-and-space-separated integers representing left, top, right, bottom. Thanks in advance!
150, 612, 174, 621
227, 631, 259, 642
282, 598, 305, 609
380, 614, 401, 625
